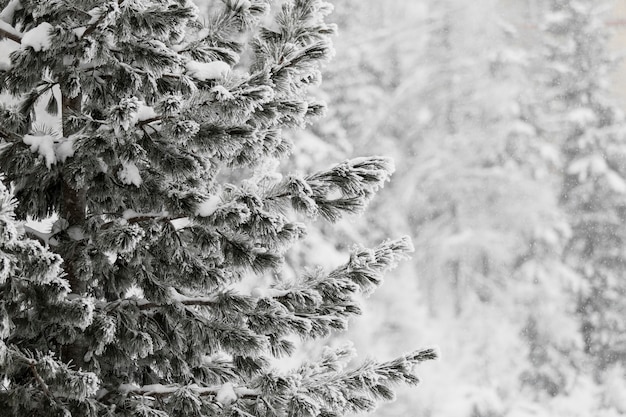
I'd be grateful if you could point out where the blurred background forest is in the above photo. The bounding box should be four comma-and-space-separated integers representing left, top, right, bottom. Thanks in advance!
268, 0, 626, 416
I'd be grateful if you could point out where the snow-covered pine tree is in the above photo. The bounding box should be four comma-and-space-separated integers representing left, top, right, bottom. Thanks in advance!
539, 0, 626, 372
0, 0, 437, 416
530, 1, 626, 411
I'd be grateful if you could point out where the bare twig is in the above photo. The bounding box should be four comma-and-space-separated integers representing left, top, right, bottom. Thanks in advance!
27, 362, 54, 399
0, 22, 22, 44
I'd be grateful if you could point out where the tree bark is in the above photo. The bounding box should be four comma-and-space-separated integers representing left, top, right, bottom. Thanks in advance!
61, 91, 87, 293
59, 89, 88, 369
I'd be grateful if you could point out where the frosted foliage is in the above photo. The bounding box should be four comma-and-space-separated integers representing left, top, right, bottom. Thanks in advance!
0, 0, 438, 415
185, 60, 230, 80
117, 161, 142, 187
284, 0, 626, 416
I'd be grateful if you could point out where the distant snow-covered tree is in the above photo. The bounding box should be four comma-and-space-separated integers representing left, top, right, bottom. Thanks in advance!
0, 0, 437, 415
516, 0, 626, 415
539, 0, 626, 374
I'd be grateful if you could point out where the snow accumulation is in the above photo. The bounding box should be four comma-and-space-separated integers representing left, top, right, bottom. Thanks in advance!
250, 287, 290, 298
22, 134, 55, 168
196, 195, 221, 216
136, 102, 158, 121
125, 101, 158, 127
72, 26, 86, 38
0, 55, 10, 71
118, 161, 143, 187
568, 107, 596, 125
168, 287, 217, 304
170, 217, 191, 230
103, 251, 117, 265
216, 382, 237, 405
118, 383, 141, 394
21, 22, 53, 52
606, 171, 626, 193
0, 0, 22, 23
186, 60, 230, 81
22, 134, 75, 169
212, 85, 234, 101
567, 154, 609, 182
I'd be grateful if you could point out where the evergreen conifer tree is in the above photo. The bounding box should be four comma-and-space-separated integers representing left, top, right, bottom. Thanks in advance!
523, 1, 626, 413
0, 0, 437, 415
539, 0, 626, 373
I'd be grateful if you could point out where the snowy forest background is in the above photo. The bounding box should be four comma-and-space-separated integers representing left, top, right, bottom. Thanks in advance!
293, 1, 626, 416
261, 0, 626, 416
2, 0, 626, 416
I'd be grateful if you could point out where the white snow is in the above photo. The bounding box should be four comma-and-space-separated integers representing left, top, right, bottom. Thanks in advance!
118, 383, 141, 394
250, 287, 290, 298
23, 133, 75, 169
21, 22, 53, 52
588, 154, 607, 175
212, 85, 234, 101
567, 155, 607, 181
168, 288, 217, 305
55, 136, 76, 162
140, 384, 177, 394
170, 217, 191, 230
86, 6, 102, 25
603, 366, 626, 412
113, 382, 256, 399
104, 251, 118, 265
23, 134, 56, 168
196, 195, 221, 216
606, 171, 626, 193
23, 225, 54, 245
186, 60, 230, 81
568, 107, 596, 125
136, 103, 158, 121
72, 27, 86, 38
118, 161, 142, 187
0, 0, 22, 23
215, 382, 237, 405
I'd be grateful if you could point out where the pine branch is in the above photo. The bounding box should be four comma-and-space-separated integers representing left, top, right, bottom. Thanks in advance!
100, 289, 255, 313
111, 382, 259, 399
0, 127, 21, 142
0, 21, 22, 44
136, 296, 219, 310
27, 361, 54, 399
81, 0, 125, 38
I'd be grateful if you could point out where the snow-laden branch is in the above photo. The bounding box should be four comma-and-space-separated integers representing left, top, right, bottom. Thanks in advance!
136, 291, 221, 310
0, 20, 21, 43
110, 382, 259, 402
0, 0, 23, 44
97, 296, 220, 312
101, 286, 289, 312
